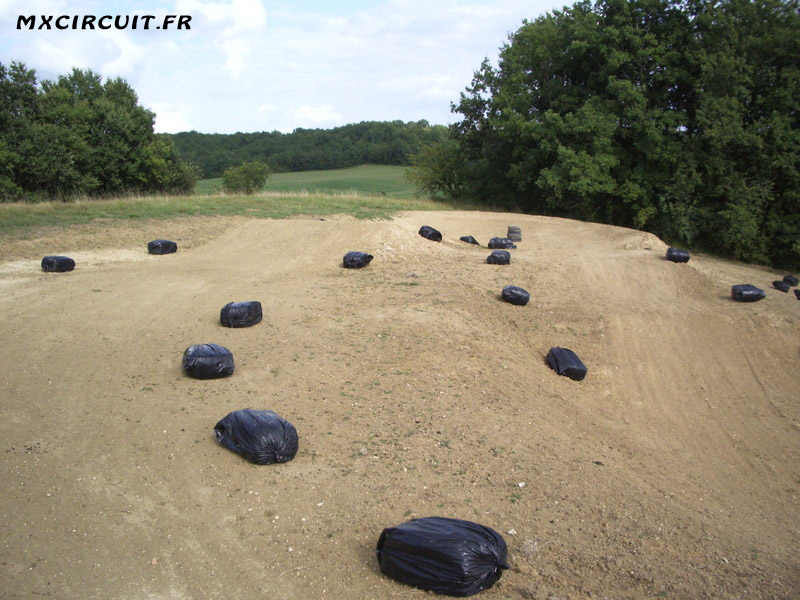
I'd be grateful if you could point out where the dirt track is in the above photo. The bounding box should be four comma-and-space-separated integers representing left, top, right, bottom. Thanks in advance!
1, 211, 798, 599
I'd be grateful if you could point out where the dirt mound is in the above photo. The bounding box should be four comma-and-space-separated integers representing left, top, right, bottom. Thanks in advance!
0, 211, 797, 599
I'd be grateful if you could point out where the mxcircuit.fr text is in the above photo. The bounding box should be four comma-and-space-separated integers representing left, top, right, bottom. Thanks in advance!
17, 15, 192, 30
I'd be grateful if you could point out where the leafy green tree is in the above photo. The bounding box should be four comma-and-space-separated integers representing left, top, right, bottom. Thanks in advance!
222, 161, 272, 194
167, 121, 449, 178
410, 0, 800, 268
0, 61, 197, 201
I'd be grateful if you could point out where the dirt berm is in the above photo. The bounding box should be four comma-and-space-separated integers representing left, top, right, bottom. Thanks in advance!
0, 211, 797, 599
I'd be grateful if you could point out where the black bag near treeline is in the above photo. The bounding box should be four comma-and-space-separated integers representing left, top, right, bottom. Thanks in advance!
41, 256, 75, 272
666, 247, 690, 263
488, 237, 516, 249
547, 347, 588, 381
220, 301, 262, 328
460, 236, 480, 245
376, 517, 509, 597
182, 343, 235, 379
486, 251, 510, 265
419, 226, 442, 242
773, 280, 790, 293
214, 409, 299, 465
783, 275, 799, 287
501, 285, 530, 306
343, 251, 374, 269
731, 284, 766, 302
147, 239, 177, 254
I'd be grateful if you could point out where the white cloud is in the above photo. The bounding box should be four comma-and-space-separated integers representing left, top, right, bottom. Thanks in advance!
152, 103, 194, 133
257, 103, 343, 132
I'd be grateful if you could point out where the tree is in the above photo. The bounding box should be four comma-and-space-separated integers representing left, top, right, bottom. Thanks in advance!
0, 61, 197, 201
409, 0, 800, 269
222, 161, 272, 194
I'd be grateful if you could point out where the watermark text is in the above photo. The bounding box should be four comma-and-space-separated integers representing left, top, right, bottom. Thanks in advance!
17, 15, 192, 30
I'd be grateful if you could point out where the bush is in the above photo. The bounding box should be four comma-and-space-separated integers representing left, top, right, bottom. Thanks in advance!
222, 161, 272, 194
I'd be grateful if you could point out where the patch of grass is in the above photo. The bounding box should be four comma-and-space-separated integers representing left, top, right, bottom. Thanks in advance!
196, 164, 418, 198
0, 188, 479, 240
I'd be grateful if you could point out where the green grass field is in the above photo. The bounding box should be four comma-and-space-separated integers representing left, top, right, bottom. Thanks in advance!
0, 164, 489, 240
196, 164, 418, 198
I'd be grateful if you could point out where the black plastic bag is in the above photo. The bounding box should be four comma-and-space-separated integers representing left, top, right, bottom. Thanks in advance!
795, 289, 800, 300
731, 284, 766, 302
773, 280, 790, 293
419, 226, 442, 242
147, 239, 177, 254
214, 409, 298, 465
783, 275, 799, 287
220, 301, 262, 328
460, 236, 480, 246
666, 247, 690, 263
182, 343, 234, 379
376, 517, 509, 597
547, 347, 588, 381
41, 256, 75, 272
488, 237, 516, 249
343, 251, 374, 269
486, 251, 510, 265
501, 285, 530, 306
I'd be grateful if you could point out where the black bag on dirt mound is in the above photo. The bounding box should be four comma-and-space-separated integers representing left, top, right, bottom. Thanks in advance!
214, 408, 298, 465
795, 289, 800, 300
419, 226, 442, 242
501, 285, 530, 306
147, 239, 177, 254
546, 347, 588, 381
486, 251, 510, 265
488, 237, 516, 249
460, 236, 480, 246
182, 343, 234, 379
220, 301, 262, 328
343, 251, 374, 269
666, 247, 690, 263
376, 516, 509, 597
782, 275, 798, 287
773, 280, 791, 293
731, 284, 766, 302
41, 256, 75, 272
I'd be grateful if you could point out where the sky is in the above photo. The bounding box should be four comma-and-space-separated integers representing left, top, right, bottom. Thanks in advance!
0, 0, 565, 134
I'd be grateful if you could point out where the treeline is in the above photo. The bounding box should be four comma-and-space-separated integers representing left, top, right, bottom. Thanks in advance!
167, 120, 448, 178
409, 0, 800, 269
0, 62, 197, 202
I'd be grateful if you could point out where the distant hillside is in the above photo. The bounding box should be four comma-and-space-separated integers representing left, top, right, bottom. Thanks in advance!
167, 120, 447, 178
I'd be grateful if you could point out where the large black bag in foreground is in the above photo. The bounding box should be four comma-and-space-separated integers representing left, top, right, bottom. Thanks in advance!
376, 517, 509, 597
419, 226, 442, 242
501, 285, 530, 306
182, 343, 235, 379
343, 251, 374, 269
547, 347, 588, 381
147, 239, 177, 254
41, 256, 75, 272
731, 284, 766, 302
220, 301, 262, 328
214, 409, 299, 464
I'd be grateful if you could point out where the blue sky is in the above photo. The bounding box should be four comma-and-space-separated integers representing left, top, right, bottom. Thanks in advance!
0, 0, 564, 133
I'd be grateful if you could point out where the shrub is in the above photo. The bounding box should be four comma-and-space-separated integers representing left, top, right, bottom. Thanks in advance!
222, 161, 272, 194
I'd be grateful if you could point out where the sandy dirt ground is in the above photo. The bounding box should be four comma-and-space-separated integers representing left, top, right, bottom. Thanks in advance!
0, 211, 798, 600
